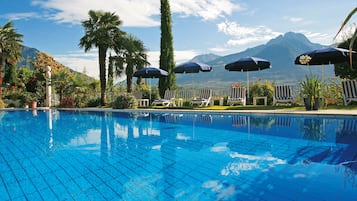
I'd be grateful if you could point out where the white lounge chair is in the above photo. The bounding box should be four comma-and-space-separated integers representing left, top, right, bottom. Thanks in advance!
227, 87, 246, 106
273, 85, 294, 105
152, 90, 176, 107
191, 89, 212, 107
132, 91, 149, 107
342, 80, 357, 106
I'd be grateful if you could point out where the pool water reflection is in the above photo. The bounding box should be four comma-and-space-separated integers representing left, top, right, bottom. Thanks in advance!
0, 109, 356, 200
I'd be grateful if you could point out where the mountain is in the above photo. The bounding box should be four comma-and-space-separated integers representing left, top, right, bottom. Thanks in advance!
19, 46, 40, 69
176, 32, 335, 88
190, 53, 221, 63
18, 46, 95, 80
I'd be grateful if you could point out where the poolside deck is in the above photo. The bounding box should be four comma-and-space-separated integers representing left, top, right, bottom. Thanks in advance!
2, 107, 357, 116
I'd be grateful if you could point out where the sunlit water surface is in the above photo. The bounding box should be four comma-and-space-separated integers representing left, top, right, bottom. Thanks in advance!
0, 109, 356, 200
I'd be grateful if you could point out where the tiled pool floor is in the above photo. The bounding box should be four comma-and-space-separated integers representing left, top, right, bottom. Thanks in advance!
0, 110, 356, 200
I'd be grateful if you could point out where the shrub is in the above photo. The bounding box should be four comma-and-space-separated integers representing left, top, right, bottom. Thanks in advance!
0, 99, 5, 109
3, 90, 28, 107
112, 93, 138, 109
249, 80, 274, 105
59, 97, 75, 108
87, 98, 101, 107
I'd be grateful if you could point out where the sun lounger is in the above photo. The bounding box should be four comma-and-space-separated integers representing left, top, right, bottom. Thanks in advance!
227, 87, 246, 106
273, 85, 294, 105
152, 90, 176, 107
132, 91, 149, 107
342, 80, 357, 106
191, 89, 212, 107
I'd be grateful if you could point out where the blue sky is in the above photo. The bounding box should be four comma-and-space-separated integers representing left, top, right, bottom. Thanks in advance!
0, 0, 356, 78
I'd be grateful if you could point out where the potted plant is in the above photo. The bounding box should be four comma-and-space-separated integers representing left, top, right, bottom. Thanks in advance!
24, 91, 39, 108
299, 75, 323, 110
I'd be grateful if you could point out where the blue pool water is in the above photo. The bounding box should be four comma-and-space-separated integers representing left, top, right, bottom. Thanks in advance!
0, 109, 357, 200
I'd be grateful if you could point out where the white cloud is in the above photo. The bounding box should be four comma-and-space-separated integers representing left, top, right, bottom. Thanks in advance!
208, 47, 230, 53
298, 30, 332, 45
217, 20, 281, 47
29, 0, 240, 26
32, 0, 161, 26
29, 0, 240, 27
0, 12, 39, 21
171, 0, 241, 21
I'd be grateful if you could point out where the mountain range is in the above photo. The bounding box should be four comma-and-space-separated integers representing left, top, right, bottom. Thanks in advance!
19, 32, 337, 88
176, 32, 336, 88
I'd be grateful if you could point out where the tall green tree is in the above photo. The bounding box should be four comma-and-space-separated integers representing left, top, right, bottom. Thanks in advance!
4, 62, 17, 86
0, 21, 23, 95
111, 34, 149, 93
79, 10, 125, 105
159, 0, 176, 97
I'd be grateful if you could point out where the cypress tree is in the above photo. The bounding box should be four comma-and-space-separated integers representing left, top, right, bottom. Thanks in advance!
159, 0, 176, 97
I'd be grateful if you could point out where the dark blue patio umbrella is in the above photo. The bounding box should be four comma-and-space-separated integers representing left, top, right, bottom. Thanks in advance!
294, 47, 357, 82
173, 61, 212, 73
173, 62, 212, 93
225, 56, 272, 99
134, 67, 168, 101
294, 47, 355, 65
133, 67, 168, 78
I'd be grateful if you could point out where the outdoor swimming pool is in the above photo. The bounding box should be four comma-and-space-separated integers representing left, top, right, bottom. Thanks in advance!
0, 109, 356, 200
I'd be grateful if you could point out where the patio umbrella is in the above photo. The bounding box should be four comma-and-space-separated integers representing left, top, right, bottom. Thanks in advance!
133, 67, 168, 102
134, 67, 168, 78
173, 61, 212, 96
225, 56, 271, 99
174, 61, 212, 73
294, 47, 355, 65
294, 47, 357, 81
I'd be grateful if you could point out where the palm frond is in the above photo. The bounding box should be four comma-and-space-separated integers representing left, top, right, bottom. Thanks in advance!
335, 7, 357, 39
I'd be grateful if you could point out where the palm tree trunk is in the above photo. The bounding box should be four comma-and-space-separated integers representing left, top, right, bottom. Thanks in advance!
98, 46, 107, 105
0, 56, 3, 97
126, 63, 133, 93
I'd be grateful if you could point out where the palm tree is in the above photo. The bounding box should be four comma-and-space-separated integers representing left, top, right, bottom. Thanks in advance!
335, 7, 357, 67
0, 21, 23, 96
79, 10, 125, 105
111, 34, 150, 93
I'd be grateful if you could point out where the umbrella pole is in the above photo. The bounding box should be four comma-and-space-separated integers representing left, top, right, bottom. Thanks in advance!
247, 71, 250, 100
321, 65, 324, 83
192, 74, 195, 98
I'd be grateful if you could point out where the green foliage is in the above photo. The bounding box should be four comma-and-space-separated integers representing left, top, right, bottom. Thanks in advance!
79, 10, 125, 105
159, 0, 176, 97
4, 63, 18, 86
318, 78, 343, 106
87, 98, 101, 107
59, 97, 75, 108
112, 93, 138, 109
0, 99, 5, 109
299, 75, 323, 109
0, 21, 23, 90
335, 37, 357, 79
1, 88, 42, 108
16, 67, 32, 89
249, 80, 274, 105
111, 34, 150, 93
